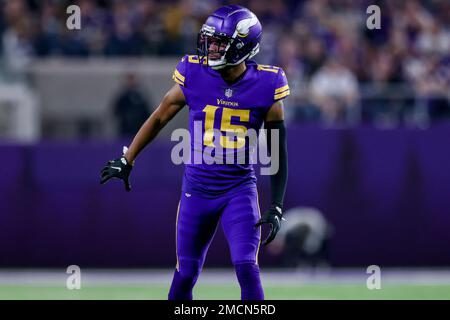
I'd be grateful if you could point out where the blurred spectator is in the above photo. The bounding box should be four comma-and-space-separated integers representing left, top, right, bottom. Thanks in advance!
135, 0, 166, 55
104, 0, 146, 56
416, 20, 450, 55
274, 34, 319, 123
303, 38, 327, 78
1, 0, 34, 77
361, 48, 414, 125
160, 0, 199, 55
413, 56, 450, 121
113, 73, 151, 137
310, 58, 359, 124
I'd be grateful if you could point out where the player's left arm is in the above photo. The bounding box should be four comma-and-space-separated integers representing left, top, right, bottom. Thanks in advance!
255, 100, 288, 246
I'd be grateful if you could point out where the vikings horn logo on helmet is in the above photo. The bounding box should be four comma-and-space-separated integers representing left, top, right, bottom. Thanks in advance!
236, 14, 258, 38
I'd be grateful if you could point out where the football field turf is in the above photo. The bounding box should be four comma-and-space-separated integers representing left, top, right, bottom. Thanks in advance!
2, 284, 450, 300
1, 269, 450, 300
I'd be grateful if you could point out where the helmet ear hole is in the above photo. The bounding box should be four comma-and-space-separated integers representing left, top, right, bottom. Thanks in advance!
236, 41, 244, 50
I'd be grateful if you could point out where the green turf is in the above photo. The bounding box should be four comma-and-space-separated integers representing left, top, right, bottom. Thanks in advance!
1, 284, 450, 300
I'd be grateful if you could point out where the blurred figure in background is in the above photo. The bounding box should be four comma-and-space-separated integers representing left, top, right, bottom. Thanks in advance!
1, 0, 34, 79
310, 58, 359, 125
413, 56, 450, 122
268, 207, 332, 269
361, 48, 412, 126
104, 0, 146, 56
113, 73, 151, 138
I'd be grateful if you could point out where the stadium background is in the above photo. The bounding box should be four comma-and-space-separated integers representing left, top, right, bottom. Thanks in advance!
0, 0, 450, 299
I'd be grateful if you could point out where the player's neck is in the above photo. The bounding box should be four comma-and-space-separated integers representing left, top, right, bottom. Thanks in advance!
219, 62, 247, 85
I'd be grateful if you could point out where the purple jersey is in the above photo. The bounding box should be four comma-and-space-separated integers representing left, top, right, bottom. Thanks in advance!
172, 55, 290, 195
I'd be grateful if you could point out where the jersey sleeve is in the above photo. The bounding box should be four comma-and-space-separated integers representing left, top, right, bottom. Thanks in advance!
172, 55, 188, 87
273, 68, 290, 102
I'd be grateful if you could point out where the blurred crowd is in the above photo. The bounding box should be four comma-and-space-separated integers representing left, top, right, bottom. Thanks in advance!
1, 0, 449, 126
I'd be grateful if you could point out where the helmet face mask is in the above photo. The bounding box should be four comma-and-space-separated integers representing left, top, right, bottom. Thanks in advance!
197, 29, 231, 69
196, 5, 262, 70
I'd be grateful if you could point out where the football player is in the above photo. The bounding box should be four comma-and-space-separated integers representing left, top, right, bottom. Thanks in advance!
100, 5, 289, 300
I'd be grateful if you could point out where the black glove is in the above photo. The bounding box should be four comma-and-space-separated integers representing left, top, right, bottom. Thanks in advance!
100, 147, 133, 191
255, 205, 284, 246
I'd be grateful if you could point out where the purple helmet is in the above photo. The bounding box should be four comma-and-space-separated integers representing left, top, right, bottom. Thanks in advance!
197, 5, 262, 70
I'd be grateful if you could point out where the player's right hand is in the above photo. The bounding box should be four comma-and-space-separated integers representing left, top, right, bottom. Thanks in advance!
100, 155, 133, 192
